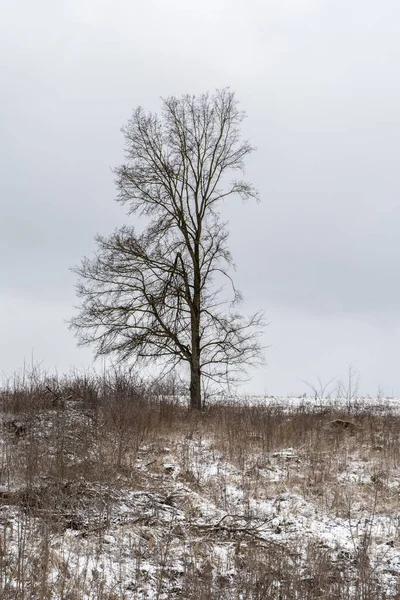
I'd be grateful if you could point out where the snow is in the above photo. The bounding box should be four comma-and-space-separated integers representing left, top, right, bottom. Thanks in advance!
1, 395, 400, 597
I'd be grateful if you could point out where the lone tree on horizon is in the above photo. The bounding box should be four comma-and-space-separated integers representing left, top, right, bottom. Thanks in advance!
71, 89, 264, 409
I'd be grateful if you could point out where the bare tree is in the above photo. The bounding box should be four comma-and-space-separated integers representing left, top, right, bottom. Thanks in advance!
71, 89, 265, 409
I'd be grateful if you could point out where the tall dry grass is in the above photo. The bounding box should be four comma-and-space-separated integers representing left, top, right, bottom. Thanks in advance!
0, 368, 399, 598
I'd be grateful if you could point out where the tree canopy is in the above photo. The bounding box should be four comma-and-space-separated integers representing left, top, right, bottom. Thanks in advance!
71, 89, 265, 409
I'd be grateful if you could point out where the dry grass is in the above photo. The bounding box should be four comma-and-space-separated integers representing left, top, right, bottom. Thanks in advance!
0, 369, 400, 598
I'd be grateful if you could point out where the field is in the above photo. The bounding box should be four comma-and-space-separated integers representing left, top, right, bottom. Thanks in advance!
1, 371, 400, 599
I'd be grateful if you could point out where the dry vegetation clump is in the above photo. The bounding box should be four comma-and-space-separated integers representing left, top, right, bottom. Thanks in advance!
0, 369, 400, 598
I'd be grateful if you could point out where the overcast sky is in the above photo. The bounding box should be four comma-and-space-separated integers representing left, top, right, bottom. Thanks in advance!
1, 0, 400, 395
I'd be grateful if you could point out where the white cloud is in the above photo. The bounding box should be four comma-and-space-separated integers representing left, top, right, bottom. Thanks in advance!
1, 0, 400, 393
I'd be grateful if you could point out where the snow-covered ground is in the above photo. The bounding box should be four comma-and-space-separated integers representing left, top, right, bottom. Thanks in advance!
215, 393, 400, 414
1, 395, 400, 598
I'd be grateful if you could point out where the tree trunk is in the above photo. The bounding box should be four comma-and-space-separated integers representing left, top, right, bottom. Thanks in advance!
190, 280, 202, 410
190, 359, 202, 410
191, 229, 202, 410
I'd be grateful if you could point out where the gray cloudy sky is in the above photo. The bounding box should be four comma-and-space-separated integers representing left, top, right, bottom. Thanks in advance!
1, 0, 400, 395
